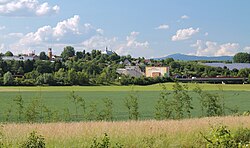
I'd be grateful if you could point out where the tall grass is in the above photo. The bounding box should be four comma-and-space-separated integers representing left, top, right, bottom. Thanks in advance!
1, 116, 250, 147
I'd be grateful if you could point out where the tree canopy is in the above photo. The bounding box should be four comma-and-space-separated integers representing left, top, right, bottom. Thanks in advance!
39, 52, 49, 60
5, 51, 14, 57
233, 52, 250, 63
61, 46, 75, 60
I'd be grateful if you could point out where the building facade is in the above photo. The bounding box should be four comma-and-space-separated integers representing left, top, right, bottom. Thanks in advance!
145, 67, 170, 78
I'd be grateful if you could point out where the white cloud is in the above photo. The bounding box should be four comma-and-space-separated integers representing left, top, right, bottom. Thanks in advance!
18, 15, 83, 46
8, 32, 23, 37
0, 0, 11, 4
53, 15, 80, 38
0, 0, 60, 16
243, 46, 250, 52
82, 35, 117, 50
172, 27, 199, 41
0, 25, 6, 30
181, 15, 189, 19
126, 32, 149, 48
191, 40, 239, 56
155, 24, 169, 30
116, 31, 149, 56
3, 32, 23, 39
81, 31, 150, 57
3, 15, 104, 54
96, 28, 104, 35
1, 15, 151, 57
205, 32, 209, 36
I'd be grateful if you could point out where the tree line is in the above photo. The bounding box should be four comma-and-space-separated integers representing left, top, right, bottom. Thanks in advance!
0, 46, 250, 86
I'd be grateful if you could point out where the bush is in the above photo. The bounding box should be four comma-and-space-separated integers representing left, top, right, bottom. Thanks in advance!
202, 126, 250, 148
90, 133, 123, 148
202, 126, 237, 147
20, 131, 45, 148
234, 127, 250, 146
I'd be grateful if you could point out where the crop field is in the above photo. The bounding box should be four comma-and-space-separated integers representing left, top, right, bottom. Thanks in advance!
1, 116, 250, 147
0, 83, 249, 122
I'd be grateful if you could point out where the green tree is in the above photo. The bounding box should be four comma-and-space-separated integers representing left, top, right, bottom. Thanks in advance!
17, 67, 24, 75
61, 46, 75, 60
97, 71, 107, 84
21, 131, 46, 148
4, 51, 13, 56
164, 58, 174, 64
99, 98, 113, 121
87, 102, 98, 121
68, 91, 85, 120
54, 68, 68, 85
194, 85, 224, 117
24, 70, 40, 79
68, 69, 78, 85
77, 71, 89, 85
39, 52, 49, 60
76, 51, 84, 59
25, 99, 40, 123
36, 73, 54, 85
172, 82, 193, 119
13, 95, 24, 122
170, 61, 181, 69
124, 92, 139, 120
154, 84, 172, 120
3, 71, 13, 85
237, 68, 250, 77
233, 52, 250, 63
23, 60, 34, 73
34, 60, 52, 74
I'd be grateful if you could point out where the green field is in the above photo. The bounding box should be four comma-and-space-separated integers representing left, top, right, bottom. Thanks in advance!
0, 83, 250, 122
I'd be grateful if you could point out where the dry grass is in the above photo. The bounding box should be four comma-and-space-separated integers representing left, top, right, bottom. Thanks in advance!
1, 116, 250, 147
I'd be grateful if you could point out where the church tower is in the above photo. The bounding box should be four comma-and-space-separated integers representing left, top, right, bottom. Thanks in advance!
48, 48, 52, 60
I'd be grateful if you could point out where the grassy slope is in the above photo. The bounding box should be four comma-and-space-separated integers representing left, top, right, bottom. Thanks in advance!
0, 83, 250, 121
1, 116, 250, 147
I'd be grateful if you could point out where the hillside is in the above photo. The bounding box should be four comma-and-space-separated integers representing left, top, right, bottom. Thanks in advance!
156, 53, 233, 61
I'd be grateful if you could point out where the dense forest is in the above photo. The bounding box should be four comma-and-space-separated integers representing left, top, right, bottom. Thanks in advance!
0, 46, 250, 86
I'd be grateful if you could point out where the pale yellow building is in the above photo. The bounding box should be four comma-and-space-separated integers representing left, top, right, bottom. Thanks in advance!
146, 67, 170, 78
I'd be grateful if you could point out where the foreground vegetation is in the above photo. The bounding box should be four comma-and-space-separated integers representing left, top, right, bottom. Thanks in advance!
0, 116, 250, 147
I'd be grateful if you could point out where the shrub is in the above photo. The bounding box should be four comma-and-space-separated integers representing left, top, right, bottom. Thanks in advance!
90, 133, 123, 148
202, 126, 250, 148
124, 93, 139, 120
154, 84, 172, 120
234, 127, 250, 146
25, 99, 40, 123
202, 126, 237, 147
20, 131, 45, 148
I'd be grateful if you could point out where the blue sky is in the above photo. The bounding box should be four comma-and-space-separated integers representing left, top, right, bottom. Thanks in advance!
0, 0, 250, 58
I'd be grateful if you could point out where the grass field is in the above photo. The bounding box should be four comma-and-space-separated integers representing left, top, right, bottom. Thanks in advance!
0, 83, 250, 121
1, 116, 250, 147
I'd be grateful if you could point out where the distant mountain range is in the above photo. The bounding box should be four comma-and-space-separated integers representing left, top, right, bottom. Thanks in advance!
154, 53, 233, 61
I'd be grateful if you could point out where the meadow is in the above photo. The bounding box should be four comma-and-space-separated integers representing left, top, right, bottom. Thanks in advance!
0, 83, 250, 122
1, 116, 250, 147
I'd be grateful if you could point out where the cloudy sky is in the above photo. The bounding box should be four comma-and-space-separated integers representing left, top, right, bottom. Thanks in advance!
0, 0, 250, 58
